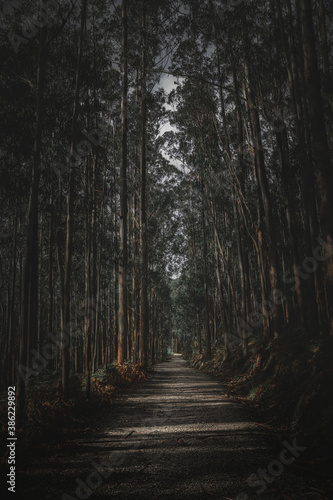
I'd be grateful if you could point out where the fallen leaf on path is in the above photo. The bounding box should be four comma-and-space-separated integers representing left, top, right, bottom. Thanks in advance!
257, 422, 275, 430
200, 484, 223, 498
309, 487, 326, 493
175, 437, 188, 446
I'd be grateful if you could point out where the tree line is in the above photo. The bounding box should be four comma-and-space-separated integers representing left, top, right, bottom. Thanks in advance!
0, 0, 332, 427
169, 0, 333, 357
0, 0, 183, 426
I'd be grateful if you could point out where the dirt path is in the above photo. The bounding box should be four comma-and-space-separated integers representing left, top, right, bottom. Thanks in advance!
18, 355, 318, 499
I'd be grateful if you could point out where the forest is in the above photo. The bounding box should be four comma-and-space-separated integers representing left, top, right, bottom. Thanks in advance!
0, 0, 333, 498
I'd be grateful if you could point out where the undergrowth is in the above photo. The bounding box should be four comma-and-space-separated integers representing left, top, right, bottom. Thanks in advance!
187, 329, 333, 456
0, 362, 147, 465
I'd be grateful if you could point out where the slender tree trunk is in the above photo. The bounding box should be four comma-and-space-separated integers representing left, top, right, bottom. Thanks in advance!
132, 190, 140, 362
62, 0, 87, 399
84, 158, 92, 395
298, 0, 333, 334
37, 213, 43, 357
139, 0, 149, 368
316, 0, 332, 97
275, 119, 305, 326
277, 0, 320, 330
201, 177, 211, 357
16, 23, 46, 428
47, 200, 54, 367
89, 157, 96, 373
244, 60, 282, 338
118, 0, 129, 363
7, 211, 18, 386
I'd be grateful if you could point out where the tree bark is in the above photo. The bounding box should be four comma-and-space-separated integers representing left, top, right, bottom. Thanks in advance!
243, 60, 282, 338
62, 0, 88, 399
139, 0, 149, 368
298, 0, 333, 334
16, 23, 46, 428
118, 0, 129, 363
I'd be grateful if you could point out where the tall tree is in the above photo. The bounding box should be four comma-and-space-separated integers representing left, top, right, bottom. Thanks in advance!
118, 0, 129, 363
62, 0, 88, 399
16, 21, 47, 428
139, 0, 149, 367
298, 0, 333, 334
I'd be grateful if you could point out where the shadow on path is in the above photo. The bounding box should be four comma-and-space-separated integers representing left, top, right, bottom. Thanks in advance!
18, 355, 313, 499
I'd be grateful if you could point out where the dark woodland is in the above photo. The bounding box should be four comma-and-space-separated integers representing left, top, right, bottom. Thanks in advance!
0, 0, 333, 498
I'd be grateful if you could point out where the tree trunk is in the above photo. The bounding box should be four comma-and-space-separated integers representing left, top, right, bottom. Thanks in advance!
16, 24, 46, 428
243, 60, 282, 338
118, 0, 129, 363
298, 0, 333, 334
132, 190, 140, 362
201, 177, 211, 357
275, 117, 305, 326
139, 0, 149, 368
62, 0, 87, 399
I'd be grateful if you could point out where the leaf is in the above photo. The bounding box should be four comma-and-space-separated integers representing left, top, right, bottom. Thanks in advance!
175, 437, 188, 446
200, 484, 223, 498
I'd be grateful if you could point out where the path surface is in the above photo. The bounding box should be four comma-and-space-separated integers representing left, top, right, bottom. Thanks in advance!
18, 355, 313, 499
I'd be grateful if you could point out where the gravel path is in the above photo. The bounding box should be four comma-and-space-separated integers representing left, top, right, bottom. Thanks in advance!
18, 355, 316, 499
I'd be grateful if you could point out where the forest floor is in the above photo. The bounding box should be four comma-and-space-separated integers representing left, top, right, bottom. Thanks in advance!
15, 355, 331, 499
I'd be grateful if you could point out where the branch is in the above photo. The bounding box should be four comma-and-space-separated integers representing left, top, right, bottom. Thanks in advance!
158, 70, 222, 89
44, 0, 78, 50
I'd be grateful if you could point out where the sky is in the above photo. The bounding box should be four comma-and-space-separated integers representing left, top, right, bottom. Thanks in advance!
157, 74, 187, 173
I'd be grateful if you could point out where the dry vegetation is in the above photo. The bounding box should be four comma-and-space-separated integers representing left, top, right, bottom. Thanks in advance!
188, 331, 333, 475
0, 363, 148, 465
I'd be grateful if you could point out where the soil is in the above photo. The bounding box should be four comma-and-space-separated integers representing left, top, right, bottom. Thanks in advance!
16, 355, 330, 499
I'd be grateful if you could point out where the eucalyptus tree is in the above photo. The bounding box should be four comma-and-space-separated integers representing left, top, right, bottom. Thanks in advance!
118, 0, 129, 364
166, 0, 333, 358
